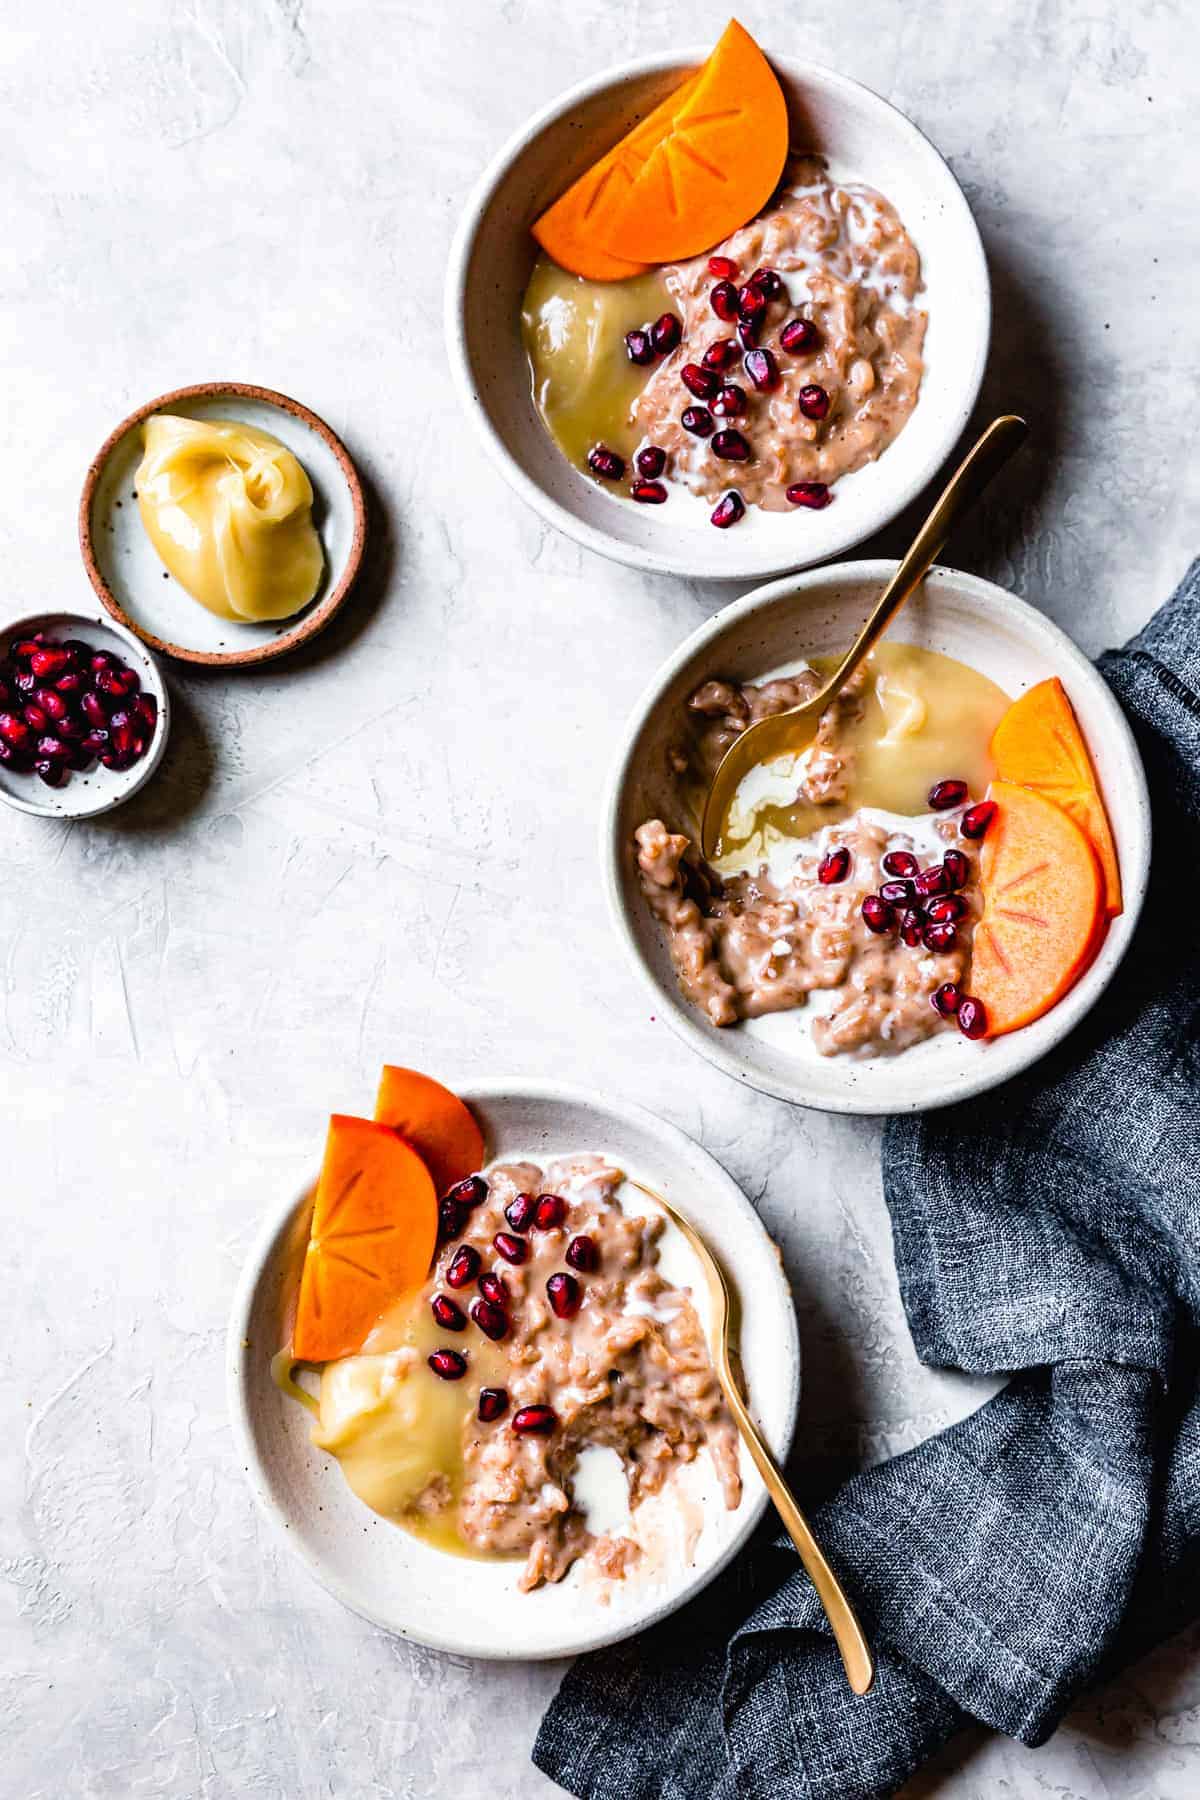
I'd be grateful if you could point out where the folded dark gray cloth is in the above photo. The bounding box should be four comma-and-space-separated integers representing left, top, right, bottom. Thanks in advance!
534, 557, 1200, 1800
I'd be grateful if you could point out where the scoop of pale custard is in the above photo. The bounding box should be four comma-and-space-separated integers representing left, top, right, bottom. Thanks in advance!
135, 414, 324, 623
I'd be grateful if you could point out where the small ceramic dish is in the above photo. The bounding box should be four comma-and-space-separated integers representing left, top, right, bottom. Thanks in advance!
228, 1080, 799, 1661
79, 382, 367, 667
605, 562, 1152, 1114
0, 608, 169, 820
446, 53, 988, 581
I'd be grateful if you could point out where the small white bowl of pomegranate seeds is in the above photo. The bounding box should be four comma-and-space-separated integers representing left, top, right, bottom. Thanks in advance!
0, 610, 169, 819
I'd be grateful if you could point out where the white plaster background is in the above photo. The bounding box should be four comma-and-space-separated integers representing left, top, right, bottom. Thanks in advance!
1, 1, 1197, 1795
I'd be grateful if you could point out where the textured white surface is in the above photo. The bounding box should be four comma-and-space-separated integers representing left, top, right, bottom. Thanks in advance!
1, 2, 1197, 1797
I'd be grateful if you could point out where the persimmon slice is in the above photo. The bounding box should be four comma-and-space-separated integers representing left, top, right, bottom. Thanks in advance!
970, 781, 1103, 1037
531, 72, 700, 280
293, 1115, 437, 1363
990, 677, 1122, 917
600, 20, 790, 264
374, 1066, 484, 1196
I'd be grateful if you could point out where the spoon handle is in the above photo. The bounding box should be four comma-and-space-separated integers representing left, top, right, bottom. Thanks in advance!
817, 413, 1029, 702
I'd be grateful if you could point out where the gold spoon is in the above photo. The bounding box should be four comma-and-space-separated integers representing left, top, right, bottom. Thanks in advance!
700, 414, 1029, 860
631, 1179, 875, 1696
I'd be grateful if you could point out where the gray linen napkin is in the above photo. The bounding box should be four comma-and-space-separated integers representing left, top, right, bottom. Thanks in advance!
534, 557, 1200, 1799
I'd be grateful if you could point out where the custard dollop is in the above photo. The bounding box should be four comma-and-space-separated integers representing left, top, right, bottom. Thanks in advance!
135, 414, 324, 623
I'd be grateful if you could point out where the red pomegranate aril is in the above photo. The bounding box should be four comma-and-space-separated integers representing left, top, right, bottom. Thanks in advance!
818, 845, 850, 885
80, 729, 110, 758
0, 712, 32, 750
565, 1234, 598, 1273
712, 384, 746, 418
861, 894, 895, 935
55, 670, 86, 699
470, 1298, 509, 1341
631, 479, 668, 504
798, 383, 830, 421
0, 742, 32, 772
60, 639, 91, 665
923, 920, 958, 954
743, 347, 780, 393
22, 702, 49, 734
624, 328, 655, 366
81, 690, 109, 727
446, 1173, 487, 1210
942, 849, 970, 891
650, 311, 682, 356
636, 445, 666, 479
13, 669, 36, 696
786, 481, 832, 509
899, 907, 925, 947
35, 759, 66, 788
701, 338, 738, 372
882, 849, 919, 878
737, 282, 766, 323
749, 266, 783, 299
928, 778, 969, 811
915, 863, 951, 899
879, 878, 916, 905
478, 1271, 508, 1307
736, 317, 761, 350
12, 638, 44, 665
29, 646, 70, 681
956, 995, 988, 1040
535, 1193, 566, 1230
431, 1293, 467, 1331
512, 1405, 557, 1436
96, 664, 139, 700
681, 405, 715, 438
779, 316, 818, 354
960, 800, 997, 840
926, 893, 967, 924
711, 428, 750, 462
546, 1272, 581, 1320
478, 1386, 509, 1423
446, 1245, 481, 1289
493, 1231, 529, 1266
88, 650, 116, 674
505, 1192, 538, 1233
438, 1196, 466, 1242
587, 445, 625, 481
710, 491, 745, 530
708, 255, 739, 280
710, 281, 739, 322
931, 982, 962, 1018
34, 687, 69, 722
428, 1349, 467, 1381
681, 362, 718, 400
110, 720, 138, 759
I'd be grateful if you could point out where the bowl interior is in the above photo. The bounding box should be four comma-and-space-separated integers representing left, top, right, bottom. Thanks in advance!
228, 1082, 799, 1660
450, 56, 988, 579
607, 565, 1151, 1114
84, 388, 363, 663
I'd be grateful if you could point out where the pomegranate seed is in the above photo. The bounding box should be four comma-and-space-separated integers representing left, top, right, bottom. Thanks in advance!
711, 428, 750, 462
650, 312, 682, 356
60, 639, 91, 665
56, 713, 87, 743
81, 690, 109, 727
478, 1387, 509, 1423
470, 1298, 509, 1340
446, 1245, 480, 1289
493, 1231, 528, 1265
736, 318, 761, 350
438, 1196, 465, 1241
961, 801, 997, 840
101, 749, 136, 772
0, 740, 30, 770
882, 850, 919, 878
547, 1272, 581, 1319
712, 384, 745, 418
798, 384, 830, 421
749, 266, 783, 298
110, 720, 137, 759
786, 481, 832, 509
709, 281, 739, 322
446, 1174, 488, 1210
880, 878, 916, 905
13, 670, 35, 696
708, 256, 739, 280
34, 687, 68, 722
737, 282, 766, 323
80, 729, 109, 758
35, 759, 66, 788
681, 405, 714, 438
926, 893, 967, 923
818, 846, 850, 884
29, 646, 70, 681
710, 492, 745, 530
899, 908, 925, 947
22, 703, 49, 735
861, 894, 895, 935
36, 734, 71, 764
942, 849, 970, 891
923, 920, 958, 953
511, 1405, 557, 1436
55, 671, 86, 699
631, 479, 668, 504
535, 1194, 566, 1229
431, 1293, 467, 1331
478, 1271, 508, 1307
956, 996, 988, 1039
701, 338, 738, 372
743, 347, 780, 392
0, 713, 31, 750
779, 317, 818, 354
428, 1349, 467, 1381
96, 665, 139, 700
680, 363, 718, 400
636, 446, 666, 479
928, 778, 969, 810
931, 982, 962, 1017
624, 328, 654, 366
88, 650, 116, 675
12, 638, 44, 665
505, 1192, 538, 1233
587, 445, 625, 481
566, 1235, 598, 1273
915, 863, 951, 899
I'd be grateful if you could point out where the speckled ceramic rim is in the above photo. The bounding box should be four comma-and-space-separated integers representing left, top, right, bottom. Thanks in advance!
78, 381, 368, 668
226, 1078, 800, 1661
445, 51, 990, 580
603, 561, 1153, 1114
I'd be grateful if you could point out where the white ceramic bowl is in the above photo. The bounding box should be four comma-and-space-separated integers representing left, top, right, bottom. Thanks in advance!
446, 53, 989, 581
605, 563, 1152, 1114
228, 1080, 799, 1660
0, 609, 170, 820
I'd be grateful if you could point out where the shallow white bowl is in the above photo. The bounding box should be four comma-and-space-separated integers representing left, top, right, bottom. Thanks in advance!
446, 53, 989, 581
0, 609, 170, 820
228, 1080, 799, 1660
604, 562, 1152, 1114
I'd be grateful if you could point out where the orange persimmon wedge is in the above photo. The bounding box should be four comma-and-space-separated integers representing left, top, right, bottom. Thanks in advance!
293, 1115, 437, 1363
970, 781, 1104, 1037
990, 677, 1122, 917
531, 71, 701, 279
600, 20, 790, 264
374, 1065, 484, 1197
